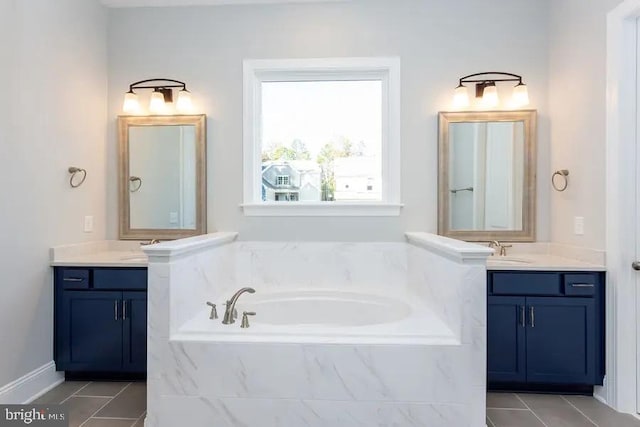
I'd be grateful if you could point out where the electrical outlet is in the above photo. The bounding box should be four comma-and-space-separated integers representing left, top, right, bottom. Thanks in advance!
84, 216, 93, 233
169, 212, 178, 224
574, 216, 584, 235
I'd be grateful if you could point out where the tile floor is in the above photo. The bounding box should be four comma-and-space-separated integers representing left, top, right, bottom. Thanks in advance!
32, 381, 640, 427
32, 381, 146, 427
487, 392, 640, 427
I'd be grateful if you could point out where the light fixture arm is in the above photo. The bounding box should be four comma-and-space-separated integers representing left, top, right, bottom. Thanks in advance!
122, 77, 194, 114
128, 78, 188, 92
458, 72, 524, 86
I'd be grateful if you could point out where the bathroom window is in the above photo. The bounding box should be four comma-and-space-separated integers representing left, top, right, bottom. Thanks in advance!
243, 57, 401, 216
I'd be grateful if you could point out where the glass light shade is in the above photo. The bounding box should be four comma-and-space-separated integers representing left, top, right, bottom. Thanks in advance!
453, 85, 470, 108
122, 92, 140, 113
482, 84, 499, 108
176, 89, 193, 112
149, 91, 166, 114
513, 83, 530, 106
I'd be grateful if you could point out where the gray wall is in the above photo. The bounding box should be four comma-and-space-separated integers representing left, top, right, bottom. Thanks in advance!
0, 0, 107, 390
107, 0, 551, 241
548, 0, 625, 250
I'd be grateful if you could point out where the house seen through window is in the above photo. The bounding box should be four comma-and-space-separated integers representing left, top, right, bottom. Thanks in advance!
261, 80, 383, 203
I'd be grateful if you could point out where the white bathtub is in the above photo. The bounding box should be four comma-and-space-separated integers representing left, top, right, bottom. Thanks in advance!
176, 288, 458, 345
145, 234, 491, 427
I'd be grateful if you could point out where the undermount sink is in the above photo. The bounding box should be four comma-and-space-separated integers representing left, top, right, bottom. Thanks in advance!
487, 257, 533, 265
119, 254, 147, 262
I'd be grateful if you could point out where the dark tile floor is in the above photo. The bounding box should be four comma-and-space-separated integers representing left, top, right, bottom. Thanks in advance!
32, 381, 146, 427
32, 382, 640, 427
487, 392, 640, 427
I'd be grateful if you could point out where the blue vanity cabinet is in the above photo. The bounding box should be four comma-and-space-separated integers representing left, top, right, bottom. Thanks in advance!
59, 291, 124, 372
54, 267, 148, 375
487, 271, 605, 390
525, 297, 596, 384
487, 296, 526, 382
122, 291, 147, 372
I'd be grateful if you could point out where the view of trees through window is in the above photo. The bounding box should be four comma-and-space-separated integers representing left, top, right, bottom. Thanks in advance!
261, 80, 382, 202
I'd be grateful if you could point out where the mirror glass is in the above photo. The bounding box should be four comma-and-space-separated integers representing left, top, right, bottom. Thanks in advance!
438, 110, 536, 242
118, 115, 206, 240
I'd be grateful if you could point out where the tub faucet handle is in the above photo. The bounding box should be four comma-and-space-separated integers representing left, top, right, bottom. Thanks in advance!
241, 311, 256, 329
206, 302, 218, 320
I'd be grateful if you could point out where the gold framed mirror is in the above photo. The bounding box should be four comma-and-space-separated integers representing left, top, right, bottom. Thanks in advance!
438, 110, 536, 242
118, 115, 207, 240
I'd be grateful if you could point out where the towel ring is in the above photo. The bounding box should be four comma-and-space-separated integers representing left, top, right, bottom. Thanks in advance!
552, 169, 569, 192
68, 167, 87, 188
129, 176, 142, 192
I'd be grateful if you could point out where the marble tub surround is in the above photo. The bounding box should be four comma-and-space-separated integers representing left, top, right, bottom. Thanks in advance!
50, 239, 150, 267
143, 232, 493, 427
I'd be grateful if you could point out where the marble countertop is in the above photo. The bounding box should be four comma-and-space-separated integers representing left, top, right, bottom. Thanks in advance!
50, 240, 148, 267
486, 254, 605, 271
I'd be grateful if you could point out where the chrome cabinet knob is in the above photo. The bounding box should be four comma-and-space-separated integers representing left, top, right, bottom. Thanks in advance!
206, 301, 218, 319
633, 261, 640, 271
241, 311, 256, 328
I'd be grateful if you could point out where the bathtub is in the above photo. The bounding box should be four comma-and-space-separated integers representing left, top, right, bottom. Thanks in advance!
144, 233, 491, 427
177, 288, 458, 345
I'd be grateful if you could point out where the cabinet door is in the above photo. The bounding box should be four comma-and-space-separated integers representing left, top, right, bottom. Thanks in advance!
59, 291, 123, 371
122, 291, 147, 373
526, 297, 595, 384
488, 296, 527, 383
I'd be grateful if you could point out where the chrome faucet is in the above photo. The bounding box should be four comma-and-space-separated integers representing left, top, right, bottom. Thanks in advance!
222, 287, 256, 325
140, 239, 160, 246
488, 240, 512, 256
499, 244, 513, 256
488, 240, 500, 255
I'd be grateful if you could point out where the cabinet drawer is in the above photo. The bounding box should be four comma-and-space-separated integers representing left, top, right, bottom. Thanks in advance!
60, 269, 90, 289
94, 269, 147, 290
564, 274, 597, 296
491, 273, 562, 296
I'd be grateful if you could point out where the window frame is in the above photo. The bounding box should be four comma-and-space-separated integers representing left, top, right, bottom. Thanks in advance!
242, 57, 402, 217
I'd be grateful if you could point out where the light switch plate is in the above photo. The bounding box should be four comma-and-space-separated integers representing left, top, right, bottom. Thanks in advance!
574, 216, 584, 235
84, 216, 93, 233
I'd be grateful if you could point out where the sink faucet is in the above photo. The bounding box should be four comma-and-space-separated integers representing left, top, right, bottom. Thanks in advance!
140, 239, 160, 246
499, 244, 513, 256
488, 241, 500, 256
488, 240, 512, 256
222, 287, 256, 325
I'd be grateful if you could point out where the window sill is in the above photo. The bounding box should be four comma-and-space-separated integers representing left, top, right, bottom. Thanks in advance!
240, 202, 404, 217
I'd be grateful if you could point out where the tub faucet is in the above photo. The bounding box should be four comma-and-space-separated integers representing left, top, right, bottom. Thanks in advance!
222, 287, 256, 325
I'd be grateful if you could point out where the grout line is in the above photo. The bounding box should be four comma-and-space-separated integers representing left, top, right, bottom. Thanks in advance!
78, 383, 132, 427
486, 407, 530, 411
561, 395, 599, 427
60, 382, 92, 404
514, 394, 550, 427
87, 417, 138, 420
74, 394, 130, 398
132, 411, 146, 427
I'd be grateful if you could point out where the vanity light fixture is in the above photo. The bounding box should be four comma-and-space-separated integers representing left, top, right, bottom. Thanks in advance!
452, 72, 529, 109
122, 78, 193, 114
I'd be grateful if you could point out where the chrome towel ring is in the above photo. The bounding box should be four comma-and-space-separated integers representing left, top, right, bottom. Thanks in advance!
68, 167, 87, 188
129, 176, 142, 192
552, 169, 569, 192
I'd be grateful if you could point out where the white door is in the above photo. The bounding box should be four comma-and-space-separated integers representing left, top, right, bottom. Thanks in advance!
636, 16, 640, 415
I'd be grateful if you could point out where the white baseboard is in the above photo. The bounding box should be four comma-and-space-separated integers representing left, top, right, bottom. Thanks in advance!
0, 361, 64, 404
